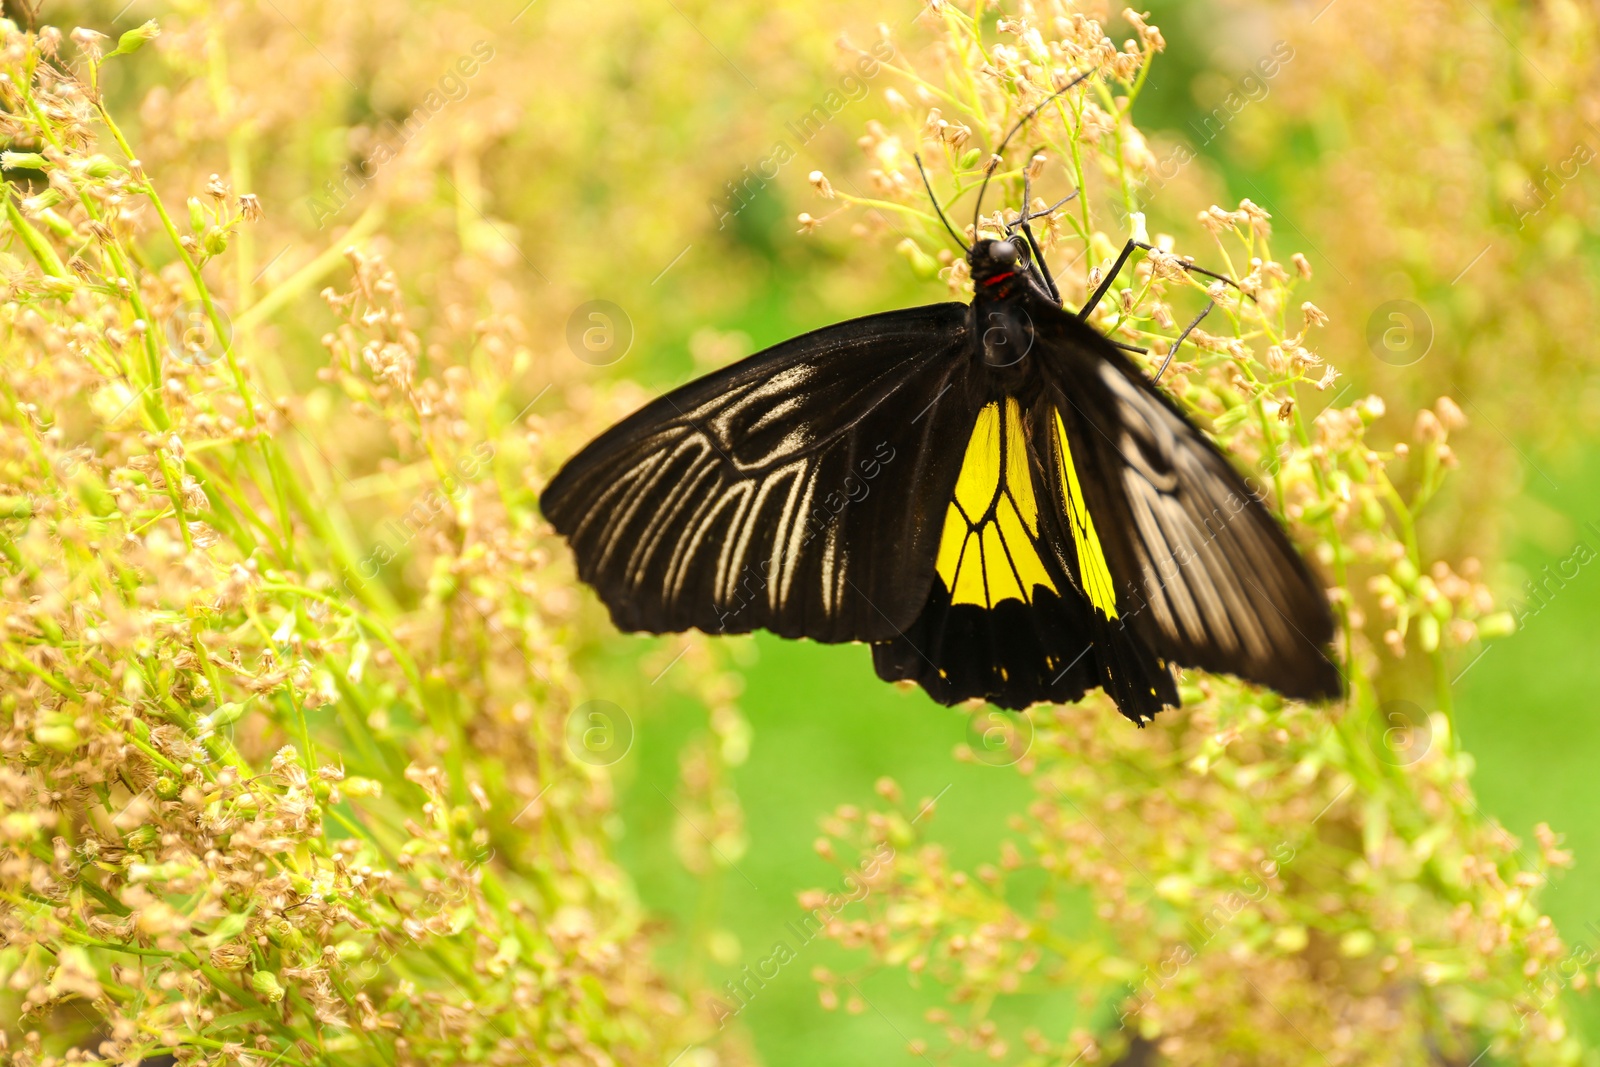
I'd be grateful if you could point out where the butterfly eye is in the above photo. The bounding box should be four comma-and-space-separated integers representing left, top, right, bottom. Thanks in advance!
991, 241, 1019, 265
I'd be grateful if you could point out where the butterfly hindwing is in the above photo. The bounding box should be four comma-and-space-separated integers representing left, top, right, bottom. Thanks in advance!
1037, 308, 1342, 702
540, 303, 977, 643
1033, 394, 1185, 718
872, 392, 1178, 718
932, 397, 1056, 611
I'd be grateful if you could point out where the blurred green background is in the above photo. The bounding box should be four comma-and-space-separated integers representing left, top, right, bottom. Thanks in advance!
603, 347, 1600, 1066
97, 0, 1600, 1055
5, 0, 1591, 1059
564, 1, 1600, 1059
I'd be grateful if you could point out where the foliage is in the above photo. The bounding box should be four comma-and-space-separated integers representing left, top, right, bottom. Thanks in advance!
0, 1, 1592, 1066
1244, 0, 1600, 563
796, 4, 1589, 1064
0, 18, 735, 1066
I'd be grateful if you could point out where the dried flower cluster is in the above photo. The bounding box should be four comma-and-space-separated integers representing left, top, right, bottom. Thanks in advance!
797, 4, 1584, 1064
0, 0, 1589, 1064
1231, 0, 1600, 562
0, 19, 739, 1066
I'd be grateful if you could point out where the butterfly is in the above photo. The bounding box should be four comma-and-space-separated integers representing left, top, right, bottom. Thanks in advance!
541, 83, 1341, 724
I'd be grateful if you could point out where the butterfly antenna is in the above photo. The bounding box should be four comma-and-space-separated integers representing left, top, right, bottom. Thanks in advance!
914, 153, 970, 253
972, 69, 1095, 236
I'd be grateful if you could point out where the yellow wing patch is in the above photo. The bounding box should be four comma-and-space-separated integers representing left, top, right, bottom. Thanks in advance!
934, 399, 1057, 607
1052, 409, 1118, 618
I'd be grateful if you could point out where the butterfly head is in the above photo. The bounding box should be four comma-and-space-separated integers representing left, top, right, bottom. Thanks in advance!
969, 237, 1029, 288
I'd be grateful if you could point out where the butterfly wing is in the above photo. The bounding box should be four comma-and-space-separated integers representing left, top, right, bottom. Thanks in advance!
870, 393, 1178, 718
1037, 307, 1342, 703
540, 303, 978, 643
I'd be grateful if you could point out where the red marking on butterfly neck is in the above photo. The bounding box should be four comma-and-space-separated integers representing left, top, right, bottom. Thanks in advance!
982, 271, 1016, 287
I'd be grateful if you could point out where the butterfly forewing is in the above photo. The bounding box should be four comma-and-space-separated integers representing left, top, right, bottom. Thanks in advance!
541, 303, 978, 643
1037, 309, 1342, 702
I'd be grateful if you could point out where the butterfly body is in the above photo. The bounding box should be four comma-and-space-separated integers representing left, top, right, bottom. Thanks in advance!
542, 237, 1340, 723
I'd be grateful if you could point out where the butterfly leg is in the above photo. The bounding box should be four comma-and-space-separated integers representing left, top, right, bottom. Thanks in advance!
1079, 239, 1243, 320
1153, 298, 1215, 382
1071, 238, 1153, 357
1079, 239, 1140, 320
1017, 220, 1059, 303
1049, 220, 1150, 355
1008, 165, 1079, 230
1007, 172, 1077, 304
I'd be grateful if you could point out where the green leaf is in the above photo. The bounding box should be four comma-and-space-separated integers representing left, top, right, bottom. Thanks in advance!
204, 1008, 278, 1033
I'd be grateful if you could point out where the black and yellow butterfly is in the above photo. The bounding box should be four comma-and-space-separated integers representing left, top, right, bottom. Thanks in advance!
542, 102, 1339, 724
